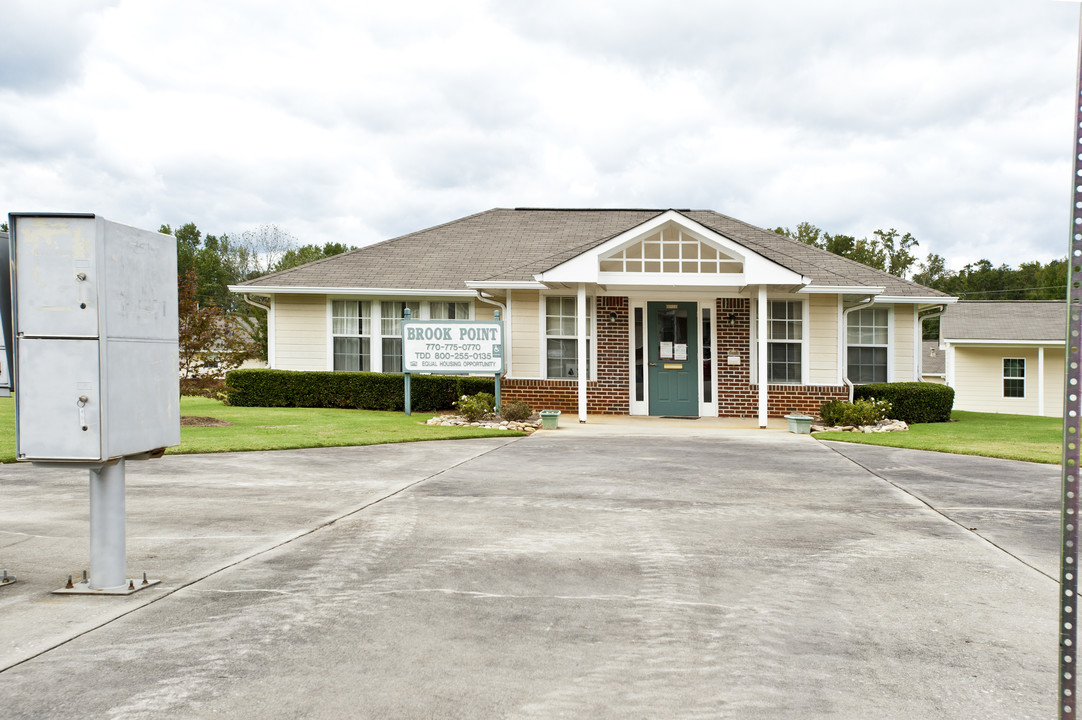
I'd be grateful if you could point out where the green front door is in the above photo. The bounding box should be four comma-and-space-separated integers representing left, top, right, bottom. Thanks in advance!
647, 302, 698, 417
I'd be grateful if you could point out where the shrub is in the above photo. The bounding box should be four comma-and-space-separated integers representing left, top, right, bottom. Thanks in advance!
456, 392, 496, 422
853, 382, 954, 423
499, 400, 533, 422
819, 398, 892, 427
223, 369, 495, 411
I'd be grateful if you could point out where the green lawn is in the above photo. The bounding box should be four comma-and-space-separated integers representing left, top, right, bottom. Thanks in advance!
0, 396, 521, 463
813, 410, 1064, 465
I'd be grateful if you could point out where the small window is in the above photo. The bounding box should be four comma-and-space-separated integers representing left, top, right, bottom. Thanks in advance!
767, 301, 802, 383
332, 300, 371, 371
1004, 358, 1025, 398
381, 301, 420, 373
545, 296, 591, 378
847, 308, 888, 384
429, 301, 470, 320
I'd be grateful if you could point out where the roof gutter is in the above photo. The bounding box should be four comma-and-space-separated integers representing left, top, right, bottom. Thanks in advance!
842, 296, 877, 402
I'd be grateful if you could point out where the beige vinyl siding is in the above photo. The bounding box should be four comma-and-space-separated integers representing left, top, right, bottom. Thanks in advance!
808, 295, 839, 385
892, 304, 915, 381
951, 346, 1065, 416
510, 290, 541, 377
274, 294, 328, 370
473, 304, 496, 322
1043, 349, 1065, 417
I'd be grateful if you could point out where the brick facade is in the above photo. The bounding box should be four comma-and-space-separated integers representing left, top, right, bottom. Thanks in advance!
714, 298, 847, 417
502, 295, 846, 418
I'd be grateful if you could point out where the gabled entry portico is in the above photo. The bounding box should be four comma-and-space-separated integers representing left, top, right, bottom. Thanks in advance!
534, 211, 809, 427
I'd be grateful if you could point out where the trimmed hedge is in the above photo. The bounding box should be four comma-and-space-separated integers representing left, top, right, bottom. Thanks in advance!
223, 369, 495, 412
852, 382, 954, 424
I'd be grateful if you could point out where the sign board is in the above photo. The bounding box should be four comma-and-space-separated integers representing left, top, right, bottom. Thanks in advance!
402, 320, 503, 374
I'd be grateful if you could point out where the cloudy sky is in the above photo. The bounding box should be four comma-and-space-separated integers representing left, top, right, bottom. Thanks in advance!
0, 1, 1077, 272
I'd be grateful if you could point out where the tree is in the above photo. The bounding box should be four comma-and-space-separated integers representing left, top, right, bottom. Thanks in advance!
273, 241, 355, 273
773, 222, 918, 278
178, 269, 257, 397
874, 228, 920, 279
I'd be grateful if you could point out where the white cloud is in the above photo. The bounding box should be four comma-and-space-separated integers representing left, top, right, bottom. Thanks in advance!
0, 0, 1076, 273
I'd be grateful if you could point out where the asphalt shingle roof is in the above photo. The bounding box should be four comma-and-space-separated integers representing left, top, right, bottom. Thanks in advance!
942, 300, 1066, 342
238, 208, 949, 298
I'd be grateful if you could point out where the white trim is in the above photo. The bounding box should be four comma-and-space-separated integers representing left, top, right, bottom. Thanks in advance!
799, 285, 885, 295
465, 280, 546, 290
1003, 356, 1027, 400
629, 301, 647, 416
874, 295, 958, 305
943, 338, 1065, 347
229, 285, 477, 297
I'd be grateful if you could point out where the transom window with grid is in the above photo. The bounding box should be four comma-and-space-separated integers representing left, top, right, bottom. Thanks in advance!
767, 301, 802, 383
332, 300, 371, 371
1003, 358, 1025, 398
598, 226, 743, 274
545, 296, 591, 378
847, 308, 889, 384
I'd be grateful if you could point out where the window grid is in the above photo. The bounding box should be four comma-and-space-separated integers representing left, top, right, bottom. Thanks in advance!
767, 301, 802, 384
332, 300, 371, 372
381, 301, 420, 373
847, 308, 888, 384
598, 226, 741, 274
545, 296, 591, 379
1003, 358, 1025, 398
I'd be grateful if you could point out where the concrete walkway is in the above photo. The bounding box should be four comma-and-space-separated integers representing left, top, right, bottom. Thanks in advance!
0, 428, 1058, 719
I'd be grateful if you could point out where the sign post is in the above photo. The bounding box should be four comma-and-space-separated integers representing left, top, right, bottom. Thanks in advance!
401, 310, 504, 416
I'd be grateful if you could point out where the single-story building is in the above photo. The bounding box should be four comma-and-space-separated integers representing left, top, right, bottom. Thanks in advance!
941, 300, 1066, 417
920, 340, 947, 384
230, 208, 954, 425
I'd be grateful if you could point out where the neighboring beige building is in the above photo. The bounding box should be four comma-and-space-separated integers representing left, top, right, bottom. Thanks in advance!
941, 300, 1066, 417
231, 208, 954, 425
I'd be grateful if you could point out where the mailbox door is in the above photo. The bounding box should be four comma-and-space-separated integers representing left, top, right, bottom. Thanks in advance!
16, 338, 102, 460
13, 216, 99, 338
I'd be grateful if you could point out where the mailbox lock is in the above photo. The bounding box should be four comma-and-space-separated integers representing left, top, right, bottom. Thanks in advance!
76, 272, 87, 281
77, 396, 89, 431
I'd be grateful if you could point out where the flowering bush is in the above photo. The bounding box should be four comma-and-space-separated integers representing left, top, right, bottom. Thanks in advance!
819, 398, 892, 427
455, 392, 496, 422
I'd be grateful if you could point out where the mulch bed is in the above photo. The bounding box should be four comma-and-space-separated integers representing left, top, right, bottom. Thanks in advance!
180, 416, 234, 427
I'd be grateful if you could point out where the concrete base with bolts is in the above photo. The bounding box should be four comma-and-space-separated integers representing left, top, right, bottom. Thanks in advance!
0, 569, 15, 587
52, 578, 160, 596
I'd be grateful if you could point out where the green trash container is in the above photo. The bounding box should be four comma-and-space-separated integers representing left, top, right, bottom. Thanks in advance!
540, 410, 561, 430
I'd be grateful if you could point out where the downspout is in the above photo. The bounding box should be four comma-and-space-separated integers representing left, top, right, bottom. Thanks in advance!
842, 296, 876, 402
916, 304, 948, 383
240, 293, 272, 367
474, 290, 509, 375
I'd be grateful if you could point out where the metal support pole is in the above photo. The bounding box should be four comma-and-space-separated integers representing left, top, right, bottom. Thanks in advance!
404, 307, 411, 416
494, 310, 502, 408
89, 458, 126, 590
1062, 7, 1082, 717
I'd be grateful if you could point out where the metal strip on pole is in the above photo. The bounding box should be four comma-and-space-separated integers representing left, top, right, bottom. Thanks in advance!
1062, 8, 1082, 717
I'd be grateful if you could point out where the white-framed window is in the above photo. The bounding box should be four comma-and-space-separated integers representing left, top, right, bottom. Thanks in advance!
381, 301, 420, 373
1003, 358, 1025, 398
767, 300, 802, 383
847, 308, 889, 384
429, 301, 470, 320
545, 296, 591, 378
332, 300, 371, 371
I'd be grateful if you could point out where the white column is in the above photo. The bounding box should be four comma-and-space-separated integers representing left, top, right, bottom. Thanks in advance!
913, 307, 921, 381
577, 284, 587, 423
757, 286, 768, 428
1039, 346, 1046, 416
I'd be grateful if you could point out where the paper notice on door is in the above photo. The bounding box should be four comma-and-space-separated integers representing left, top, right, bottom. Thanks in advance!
659, 342, 673, 360
674, 343, 688, 360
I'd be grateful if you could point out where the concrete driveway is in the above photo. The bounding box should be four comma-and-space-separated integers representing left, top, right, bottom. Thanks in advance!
0, 427, 1058, 719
